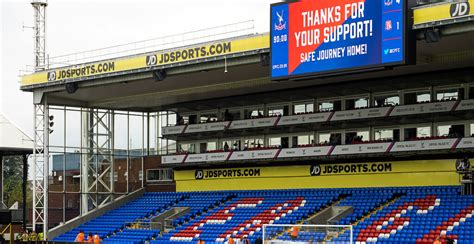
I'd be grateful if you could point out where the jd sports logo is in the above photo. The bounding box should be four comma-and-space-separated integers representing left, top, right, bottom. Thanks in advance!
195, 170, 204, 180
48, 71, 57, 81
450, 3, 470, 17
146, 55, 157, 66
310, 165, 321, 176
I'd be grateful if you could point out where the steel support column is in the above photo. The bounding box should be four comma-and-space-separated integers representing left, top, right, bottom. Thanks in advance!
81, 109, 114, 214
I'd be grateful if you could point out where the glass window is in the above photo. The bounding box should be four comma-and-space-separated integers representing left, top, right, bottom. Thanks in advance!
221, 139, 240, 151
319, 100, 341, 111
182, 114, 197, 124
417, 92, 431, 103
438, 124, 464, 138
417, 127, 431, 137
319, 133, 342, 145
374, 128, 394, 140
268, 137, 281, 147
404, 91, 430, 105
147, 169, 174, 182
293, 102, 314, 114
346, 98, 369, 109
178, 143, 195, 153
200, 113, 218, 123
436, 89, 458, 101
319, 102, 334, 112
297, 135, 314, 145
355, 98, 368, 109
345, 131, 369, 144
268, 108, 284, 116
437, 125, 450, 137
244, 108, 264, 119
374, 95, 400, 106
221, 109, 240, 121
243, 138, 264, 149
199, 142, 217, 153
207, 142, 217, 151
319, 133, 331, 144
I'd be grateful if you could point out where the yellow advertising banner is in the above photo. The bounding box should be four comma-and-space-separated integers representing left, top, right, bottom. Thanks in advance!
21, 34, 270, 86
175, 160, 459, 192
414, 0, 474, 26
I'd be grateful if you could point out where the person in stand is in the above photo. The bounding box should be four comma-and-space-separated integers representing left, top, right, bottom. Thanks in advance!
75, 230, 85, 243
86, 233, 93, 243
241, 235, 250, 244
197, 238, 205, 244
232, 142, 239, 151
29, 230, 38, 243
224, 109, 232, 121
93, 233, 101, 244
289, 225, 300, 241
224, 142, 229, 152
21, 231, 29, 243
37, 231, 44, 243
177, 115, 185, 125
433, 236, 441, 244
227, 236, 235, 244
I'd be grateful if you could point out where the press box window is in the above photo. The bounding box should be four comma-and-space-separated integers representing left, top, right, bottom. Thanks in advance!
293, 102, 314, 114
268, 137, 281, 147
244, 108, 264, 119
292, 135, 314, 147
243, 138, 264, 149
178, 143, 195, 153
182, 115, 197, 125
374, 128, 400, 141
147, 169, 174, 182
221, 139, 240, 151
200, 142, 217, 153
318, 100, 341, 112
436, 88, 462, 101
345, 97, 368, 110
221, 110, 240, 121
437, 124, 464, 137
404, 126, 431, 140
374, 94, 399, 107
319, 132, 342, 145
345, 131, 369, 144
404, 91, 430, 105
200, 113, 218, 123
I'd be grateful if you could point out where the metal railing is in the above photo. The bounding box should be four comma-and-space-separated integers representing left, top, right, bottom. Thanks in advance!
45, 20, 255, 70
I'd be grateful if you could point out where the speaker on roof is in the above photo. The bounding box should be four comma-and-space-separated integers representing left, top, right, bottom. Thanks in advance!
153, 69, 167, 82
260, 53, 270, 66
424, 29, 441, 43
65, 82, 79, 94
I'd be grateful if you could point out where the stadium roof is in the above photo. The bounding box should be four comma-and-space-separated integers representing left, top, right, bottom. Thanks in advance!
0, 114, 33, 155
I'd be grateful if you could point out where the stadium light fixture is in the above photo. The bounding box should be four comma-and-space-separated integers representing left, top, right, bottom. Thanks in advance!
224, 56, 228, 73
48, 114, 54, 134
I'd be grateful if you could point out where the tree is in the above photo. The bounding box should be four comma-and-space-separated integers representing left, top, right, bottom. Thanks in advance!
2, 155, 32, 209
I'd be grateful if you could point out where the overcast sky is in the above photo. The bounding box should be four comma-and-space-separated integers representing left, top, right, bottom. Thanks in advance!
1, 0, 276, 136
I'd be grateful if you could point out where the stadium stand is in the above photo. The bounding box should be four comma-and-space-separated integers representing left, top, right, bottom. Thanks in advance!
51, 186, 473, 244
17, 0, 474, 243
